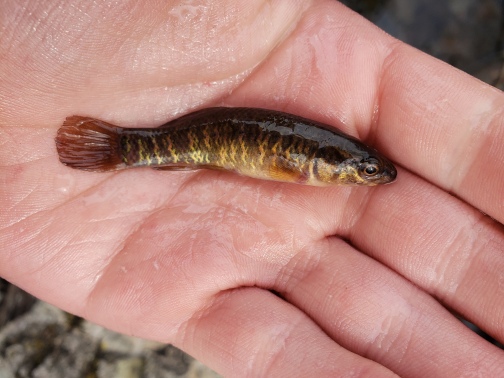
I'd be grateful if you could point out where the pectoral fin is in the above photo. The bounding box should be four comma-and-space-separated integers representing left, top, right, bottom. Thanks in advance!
268, 159, 305, 183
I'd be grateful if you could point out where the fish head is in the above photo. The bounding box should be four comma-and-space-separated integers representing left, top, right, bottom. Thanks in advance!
315, 154, 397, 186
337, 155, 397, 186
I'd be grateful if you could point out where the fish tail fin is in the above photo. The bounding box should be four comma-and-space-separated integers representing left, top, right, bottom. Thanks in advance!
55, 116, 125, 172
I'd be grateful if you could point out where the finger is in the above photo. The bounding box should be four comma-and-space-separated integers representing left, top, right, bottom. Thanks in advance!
276, 237, 504, 377
174, 288, 398, 377
378, 44, 504, 224
339, 169, 504, 343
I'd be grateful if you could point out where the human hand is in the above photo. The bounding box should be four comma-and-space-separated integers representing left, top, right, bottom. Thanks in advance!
1, 1, 503, 376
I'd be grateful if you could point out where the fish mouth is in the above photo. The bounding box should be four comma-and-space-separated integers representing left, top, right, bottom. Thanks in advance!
358, 157, 397, 185
363, 159, 397, 185
380, 162, 397, 184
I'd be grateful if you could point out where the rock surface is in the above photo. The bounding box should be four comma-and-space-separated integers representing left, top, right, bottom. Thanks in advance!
0, 280, 220, 378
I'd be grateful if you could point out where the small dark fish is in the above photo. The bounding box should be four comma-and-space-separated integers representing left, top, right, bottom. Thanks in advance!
55, 107, 397, 186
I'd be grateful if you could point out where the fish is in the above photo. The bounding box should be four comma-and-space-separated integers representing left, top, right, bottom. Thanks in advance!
55, 107, 397, 186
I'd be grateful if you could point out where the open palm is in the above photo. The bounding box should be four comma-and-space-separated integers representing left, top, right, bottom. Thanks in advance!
1, 1, 503, 376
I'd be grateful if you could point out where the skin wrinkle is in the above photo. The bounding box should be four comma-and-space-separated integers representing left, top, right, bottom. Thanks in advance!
274, 239, 324, 293
444, 111, 492, 193
3, 179, 56, 223
179, 2, 301, 85
256, 317, 301, 377
397, 319, 424, 367
1, 171, 117, 229
247, 2, 306, 73
380, 46, 499, 226
346, 168, 500, 318
35, 233, 92, 278
103, 209, 173, 288
9, 217, 55, 275
442, 212, 497, 306
1, 154, 53, 168
27, 6, 96, 77
280, 232, 476, 374
63, 179, 186, 307
277, 193, 327, 245
370, 289, 439, 370
0, 127, 53, 164
3, 2, 58, 54
378, 308, 416, 364
6, 1, 304, 121
179, 290, 244, 371
4, 184, 35, 214
303, 201, 334, 242
370, 39, 403, 147
218, 209, 257, 277
434, 211, 484, 300
87, 187, 263, 320
342, 187, 380, 239
46, 224, 121, 275
458, 229, 504, 337
232, 39, 298, 102
10, 180, 47, 214
1, 211, 53, 254
196, 177, 308, 254
304, 244, 342, 312
458, 106, 504, 214
266, 309, 321, 376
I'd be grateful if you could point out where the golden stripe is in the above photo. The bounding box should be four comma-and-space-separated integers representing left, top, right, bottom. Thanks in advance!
284, 144, 291, 160
190, 149, 204, 164
151, 137, 162, 165
271, 139, 280, 155
203, 128, 211, 164
229, 139, 237, 164
308, 159, 315, 182
188, 130, 208, 164
137, 139, 151, 165
203, 127, 211, 150
239, 134, 248, 165
218, 145, 227, 166
165, 136, 178, 163
125, 137, 131, 154
122, 137, 130, 163
258, 133, 270, 166
187, 130, 196, 153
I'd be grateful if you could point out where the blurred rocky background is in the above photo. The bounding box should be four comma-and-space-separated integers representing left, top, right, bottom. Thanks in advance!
0, 280, 220, 378
342, 0, 504, 88
1, 0, 503, 377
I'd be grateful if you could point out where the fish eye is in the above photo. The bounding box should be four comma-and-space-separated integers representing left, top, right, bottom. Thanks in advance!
364, 165, 378, 175
360, 159, 381, 177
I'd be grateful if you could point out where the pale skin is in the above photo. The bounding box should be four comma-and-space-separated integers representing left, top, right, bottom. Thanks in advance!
1, 0, 503, 376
